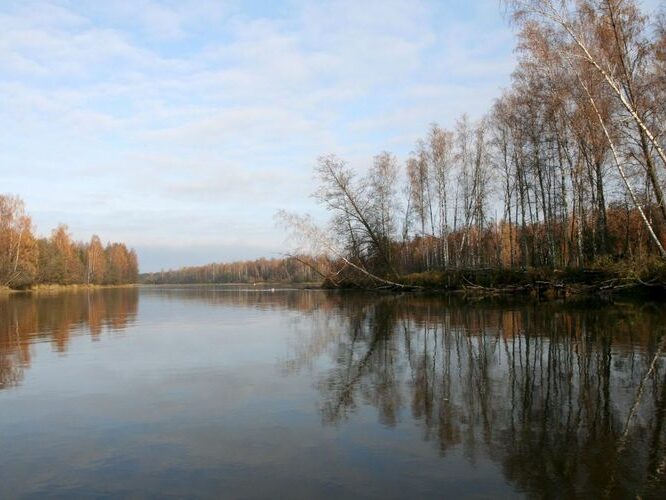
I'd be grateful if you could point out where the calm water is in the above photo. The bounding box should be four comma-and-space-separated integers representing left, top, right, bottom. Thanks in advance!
1, 287, 665, 499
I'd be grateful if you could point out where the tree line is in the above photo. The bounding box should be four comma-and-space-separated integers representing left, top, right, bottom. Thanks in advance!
280, 0, 666, 286
140, 255, 330, 285
0, 194, 138, 288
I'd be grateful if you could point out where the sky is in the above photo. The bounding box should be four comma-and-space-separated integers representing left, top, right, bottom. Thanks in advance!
1, 1, 658, 272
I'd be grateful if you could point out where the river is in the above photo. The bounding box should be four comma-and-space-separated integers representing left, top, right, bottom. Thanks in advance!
1, 286, 665, 498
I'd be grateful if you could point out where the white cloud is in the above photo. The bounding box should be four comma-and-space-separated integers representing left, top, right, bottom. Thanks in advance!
0, 0, 516, 270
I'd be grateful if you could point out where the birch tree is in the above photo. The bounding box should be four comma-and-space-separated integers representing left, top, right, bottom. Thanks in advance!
0, 195, 37, 287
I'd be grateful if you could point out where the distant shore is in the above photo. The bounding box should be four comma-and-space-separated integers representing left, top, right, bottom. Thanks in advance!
5, 272, 664, 299
137, 282, 321, 288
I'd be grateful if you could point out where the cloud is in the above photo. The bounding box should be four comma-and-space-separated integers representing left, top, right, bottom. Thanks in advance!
0, 0, 516, 270
142, 106, 319, 148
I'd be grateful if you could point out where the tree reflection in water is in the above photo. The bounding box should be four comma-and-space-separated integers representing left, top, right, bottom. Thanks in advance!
0, 288, 138, 390
284, 293, 666, 498
2, 287, 664, 497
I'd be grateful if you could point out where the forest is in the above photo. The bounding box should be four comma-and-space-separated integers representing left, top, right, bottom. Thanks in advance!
140, 255, 327, 285
275, 0, 666, 290
0, 194, 138, 289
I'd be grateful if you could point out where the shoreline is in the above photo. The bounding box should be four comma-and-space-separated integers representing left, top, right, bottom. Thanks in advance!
1, 283, 138, 294
4, 276, 664, 299
137, 282, 321, 288
323, 283, 666, 298
323, 265, 666, 299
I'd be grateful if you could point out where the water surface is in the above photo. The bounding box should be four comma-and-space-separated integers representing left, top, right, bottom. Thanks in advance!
1, 287, 665, 498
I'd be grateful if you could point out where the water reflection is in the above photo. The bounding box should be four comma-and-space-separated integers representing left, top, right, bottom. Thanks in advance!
2, 287, 665, 498
142, 285, 330, 312
278, 294, 666, 498
0, 288, 138, 389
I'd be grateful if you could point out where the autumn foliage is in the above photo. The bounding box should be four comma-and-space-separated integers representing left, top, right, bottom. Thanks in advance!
0, 194, 138, 288
141, 255, 330, 285
277, 0, 666, 288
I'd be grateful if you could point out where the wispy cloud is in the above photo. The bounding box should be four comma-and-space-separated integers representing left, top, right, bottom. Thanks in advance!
0, 0, 516, 271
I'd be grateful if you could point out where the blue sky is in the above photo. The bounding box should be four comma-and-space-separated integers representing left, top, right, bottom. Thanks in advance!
1, 1, 657, 271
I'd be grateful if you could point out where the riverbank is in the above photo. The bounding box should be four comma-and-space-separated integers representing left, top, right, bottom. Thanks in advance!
1, 283, 139, 294
323, 259, 666, 298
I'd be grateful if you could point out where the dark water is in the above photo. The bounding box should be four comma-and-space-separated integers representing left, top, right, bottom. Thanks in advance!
1, 287, 665, 499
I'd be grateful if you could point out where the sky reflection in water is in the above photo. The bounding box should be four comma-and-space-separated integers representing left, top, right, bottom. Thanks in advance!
1, 287, 665, 498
